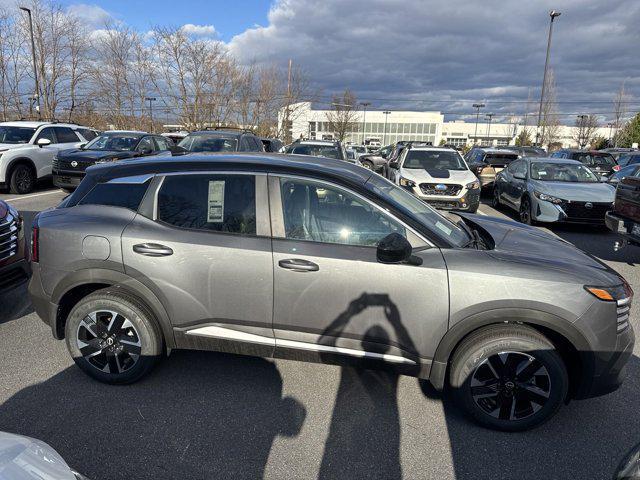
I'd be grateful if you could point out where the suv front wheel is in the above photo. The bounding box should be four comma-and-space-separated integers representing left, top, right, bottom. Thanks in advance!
9, 164, 36, 194
65, 288, 163, 384
449, 324, 568, 431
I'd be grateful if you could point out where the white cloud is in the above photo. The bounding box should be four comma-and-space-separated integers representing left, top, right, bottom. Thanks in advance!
180, 23, 217, 38
66, 3, 114, 29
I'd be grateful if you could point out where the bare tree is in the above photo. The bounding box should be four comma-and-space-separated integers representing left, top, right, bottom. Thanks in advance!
64, 13, 89, 123
613, 82, 629, 147
326, 89, 358, 142
0, 9, 28, 120
572, 114, 599, 148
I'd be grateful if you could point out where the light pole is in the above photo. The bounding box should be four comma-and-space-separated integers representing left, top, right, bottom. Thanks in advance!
485, 113, 494, 145
19, 7, 41, 120
607, 122, 614, 145
145, 97, 157, 133
536, 10, 561, 146
360, 101, 371, 145
472, 103, 485, 145
576, 114, 588, 148
382, 111, 391, 145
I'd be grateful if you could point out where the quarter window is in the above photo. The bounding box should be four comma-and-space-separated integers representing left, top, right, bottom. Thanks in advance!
158, 174, 256, 235
78, 181, 150, 211
280, 178, 405, 247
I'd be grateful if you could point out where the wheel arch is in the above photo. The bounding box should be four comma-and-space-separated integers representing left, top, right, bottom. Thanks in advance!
6, 156, 37, 181
51, 268, 175, 350
428, 308, 594, 399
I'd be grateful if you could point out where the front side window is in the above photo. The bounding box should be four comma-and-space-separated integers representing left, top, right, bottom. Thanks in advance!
36, 127, 56, 144
154, 136, 170, 151
402, 150, 467, 171
158, 174, 256, 235
136, 137, 155, 152
0, 126, 36, 144
280, 178, 405, 247
78, 128, 98, 141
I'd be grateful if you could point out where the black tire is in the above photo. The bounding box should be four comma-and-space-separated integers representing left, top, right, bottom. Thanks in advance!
61, 187, 75, 193
9, 163, 36, 194
360, 160, 374, 170
467, 203, 479, 213
519, 196, 535, 225
491, 187, 501, 209
65, 288, 163, 384
449, 324, 568, 432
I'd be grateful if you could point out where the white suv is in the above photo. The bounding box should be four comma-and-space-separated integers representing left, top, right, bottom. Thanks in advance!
0, 121, 95, 194
387, 146, 481, 212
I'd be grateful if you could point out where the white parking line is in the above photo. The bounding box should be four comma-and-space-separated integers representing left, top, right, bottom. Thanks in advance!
3, 190, 63, 202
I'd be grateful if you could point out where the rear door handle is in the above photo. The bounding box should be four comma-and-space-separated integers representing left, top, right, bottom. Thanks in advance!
133, 243, 173, 257
278, 258, 319, 272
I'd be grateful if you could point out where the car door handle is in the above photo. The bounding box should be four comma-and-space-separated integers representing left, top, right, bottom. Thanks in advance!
278, 258, 319, 272
133, 243, 173, 257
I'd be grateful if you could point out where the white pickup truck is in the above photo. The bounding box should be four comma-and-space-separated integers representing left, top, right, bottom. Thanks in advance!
0, 121, 97, 194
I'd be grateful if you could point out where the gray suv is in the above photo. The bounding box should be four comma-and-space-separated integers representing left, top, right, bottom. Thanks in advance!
28, 153, 634, 431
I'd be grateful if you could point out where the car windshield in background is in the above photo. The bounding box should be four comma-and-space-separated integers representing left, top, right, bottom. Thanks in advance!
530, 162, 599, 183
403, 150, 466, 170
0, 126, 35, 144
179, 135, 238, 153
365, 174, 469, 246
85, 134, 141, 151
290, 144, 341, 159
575, 153, 615, 167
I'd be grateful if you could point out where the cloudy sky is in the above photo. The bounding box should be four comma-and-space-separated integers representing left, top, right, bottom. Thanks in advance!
15, 0, 640, 121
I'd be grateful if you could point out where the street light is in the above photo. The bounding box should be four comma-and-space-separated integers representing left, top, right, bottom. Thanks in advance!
360, 102, 371, 145
607, 122, 614, 144
536, 9, 561, 146
382, 111, 391, 145
485, 113, 494, 145
145, 97, 157, 133
472, 103, 485, 145
19, 6, 40, 120
576, 114, 588, 148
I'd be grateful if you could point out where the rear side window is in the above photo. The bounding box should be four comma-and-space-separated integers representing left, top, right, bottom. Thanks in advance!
157, 174, 256, 235
54, 127, 80, 143
78, 182, 149, 211
78, 129, 98, 141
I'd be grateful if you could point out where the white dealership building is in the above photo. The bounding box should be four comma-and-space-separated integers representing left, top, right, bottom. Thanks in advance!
281, 102, 617, 148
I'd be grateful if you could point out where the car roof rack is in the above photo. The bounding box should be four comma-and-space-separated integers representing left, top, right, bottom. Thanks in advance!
202, 126, 255, 134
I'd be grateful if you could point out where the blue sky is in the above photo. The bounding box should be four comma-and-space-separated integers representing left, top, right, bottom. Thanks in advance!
59, 0, 272, 41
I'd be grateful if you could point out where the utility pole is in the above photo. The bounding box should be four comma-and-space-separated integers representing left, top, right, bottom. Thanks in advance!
145, 97, 157, 132
472, 103, 485, 145
382, 111, 391, 145
485, 113, 494, 145
360, 101, 371, 145
20, 6, 41, 120
536, 10, 561, 146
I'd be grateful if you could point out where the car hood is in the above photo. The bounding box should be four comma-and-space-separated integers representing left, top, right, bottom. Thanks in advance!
530, 180, 615, 202
457, 213, 622, 286
0, 431, 79, 479
400, 168, 476, 183
0, 143, 30, 151
0, 201, 7, 218
59, 149, 135, 161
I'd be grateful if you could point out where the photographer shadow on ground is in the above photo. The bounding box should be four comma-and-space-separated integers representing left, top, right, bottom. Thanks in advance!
0, 281, 34, 325
0, 350, 306, 480
318, 293, 417, 480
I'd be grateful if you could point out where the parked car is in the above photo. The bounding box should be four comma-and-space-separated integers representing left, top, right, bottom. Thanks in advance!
599, 147, 638, 162
606, 175, 640, 248
349, 145, 367, 158
161, 131, 189, 145
493, 157, 615, 225
0, 199, 29, 292
261, 137, 284, 153
29, 153, 634, 431
550, 149, 617, 179
285, 139, 347, 161
53, 131, 172, 191
0, 431, 89, 479
386, 146, 480, 212
0, 121, 94, 194
501, 145, 547, 158
615, 152, 640, 169
608, 164, 640, 185
179, 128, 264, 153
358, 144, 393, 172
465, 147, 519, 187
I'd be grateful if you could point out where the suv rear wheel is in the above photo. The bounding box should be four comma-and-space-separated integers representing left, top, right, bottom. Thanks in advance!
65, 288, 163, 384
9, 163, 36, 194
449, 324, 568, 431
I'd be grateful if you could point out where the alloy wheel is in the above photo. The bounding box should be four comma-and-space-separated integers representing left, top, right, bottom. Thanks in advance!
492, 188, 500, 208
361, 161, 373, 170
15, 168, 33, 193
520, 198, 531, 224
470, 351, 551, 421
76, 310, 142, 374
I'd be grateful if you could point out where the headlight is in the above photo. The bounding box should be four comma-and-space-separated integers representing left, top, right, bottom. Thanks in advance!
533, 190, 563, 204
399, 177, 416, 188
465, 180, 480, 190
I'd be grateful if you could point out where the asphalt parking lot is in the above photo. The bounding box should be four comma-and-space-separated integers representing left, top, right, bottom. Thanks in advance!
1, 184, 639, 480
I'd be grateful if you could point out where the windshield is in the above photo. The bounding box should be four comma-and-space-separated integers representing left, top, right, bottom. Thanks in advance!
403, 150, 467, 171
365, 174, 469, 246
574, 153, 615, 167
289, 144, 341, 159
530, 162, 599, 182
0, 126, 36, 144
85, 134, 141, 151
179, 135, 238, 153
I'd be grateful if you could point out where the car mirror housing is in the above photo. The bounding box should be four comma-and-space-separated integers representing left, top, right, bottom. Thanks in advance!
377, 233, 412, 264
389, 160, 399, 169
513, 173, 526, 180
36, 138, 51, 147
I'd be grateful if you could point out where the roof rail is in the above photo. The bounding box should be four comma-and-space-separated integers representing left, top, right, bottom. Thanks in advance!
203, 125, 255, 134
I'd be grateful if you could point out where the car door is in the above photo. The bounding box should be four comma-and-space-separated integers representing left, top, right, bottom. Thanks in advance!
269, 174, 449, 369
120, 171, 275, 357
495, 160, 514, 206
29, 127, 61, 178
503, 160, 527, 206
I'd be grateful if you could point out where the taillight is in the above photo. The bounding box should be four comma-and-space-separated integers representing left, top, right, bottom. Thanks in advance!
31, 226, 39, 263
613, 165, 621, 172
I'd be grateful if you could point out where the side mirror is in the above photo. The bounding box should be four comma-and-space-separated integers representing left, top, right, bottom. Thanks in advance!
381, 152, 388, 159
513, 173, 526, 180
36, 138, 51, 148
389, 160, 398, 169
377, 233, 412, 264
170, 145, 188, 155
139, 147, 153, 155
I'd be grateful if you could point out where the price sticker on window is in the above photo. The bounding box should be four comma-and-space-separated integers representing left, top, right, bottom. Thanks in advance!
207, 180, 225, 223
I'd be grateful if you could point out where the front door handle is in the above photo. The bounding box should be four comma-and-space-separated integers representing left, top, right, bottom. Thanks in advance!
133, 243, 173, 257
278, 258, 319, 272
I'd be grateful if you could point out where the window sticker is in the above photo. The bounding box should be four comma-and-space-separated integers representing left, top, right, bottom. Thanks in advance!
207, 180, 225, 223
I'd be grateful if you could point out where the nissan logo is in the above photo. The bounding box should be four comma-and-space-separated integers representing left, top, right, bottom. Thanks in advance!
585, 202, 593, 209
435, 184, 447, 191
70, 161, 78, 168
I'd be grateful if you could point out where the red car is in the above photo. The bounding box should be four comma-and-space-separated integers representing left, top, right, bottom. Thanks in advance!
0, 199, 30, 292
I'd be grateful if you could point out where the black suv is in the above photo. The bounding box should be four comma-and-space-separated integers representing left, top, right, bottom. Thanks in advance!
465, 147, 519, 187
550, 149, 617, 179
179, 128, 264, 153
0, 199, 29, 292
53, 131, 171, 190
